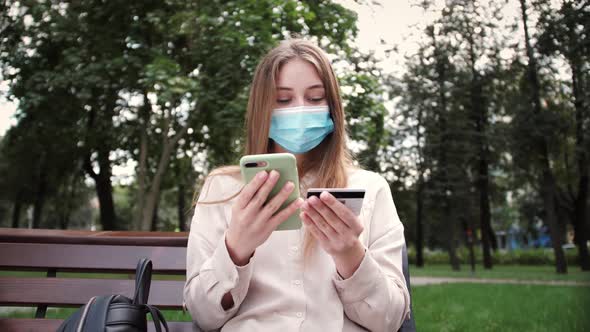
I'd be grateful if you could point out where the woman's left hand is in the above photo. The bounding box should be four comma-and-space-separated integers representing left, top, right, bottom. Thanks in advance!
300, 191, 366, 278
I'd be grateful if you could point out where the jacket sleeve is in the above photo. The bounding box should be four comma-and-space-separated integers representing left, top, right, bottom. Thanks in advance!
332, 175, 411, 332
183, 175, 253, 331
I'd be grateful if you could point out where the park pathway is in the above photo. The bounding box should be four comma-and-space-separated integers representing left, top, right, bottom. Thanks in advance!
411, 276, 590, 287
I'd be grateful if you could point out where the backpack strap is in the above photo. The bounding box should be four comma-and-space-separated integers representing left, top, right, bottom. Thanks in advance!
76, 295, 116, 332
133, 258, 152, 305
133, 258, 169, 332
145, 304, 170, 332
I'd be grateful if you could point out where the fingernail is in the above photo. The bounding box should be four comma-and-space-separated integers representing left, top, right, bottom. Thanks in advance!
285, 181, 294, 190
296, 198, 304, 207
257, 171, 267, 179
270, 170, 279, 178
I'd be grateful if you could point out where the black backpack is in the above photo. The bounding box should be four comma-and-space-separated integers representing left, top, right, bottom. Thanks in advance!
57, 258, 169, 332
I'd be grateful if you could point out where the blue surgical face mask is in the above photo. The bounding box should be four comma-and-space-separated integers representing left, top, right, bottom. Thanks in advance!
268, 105, 335, 154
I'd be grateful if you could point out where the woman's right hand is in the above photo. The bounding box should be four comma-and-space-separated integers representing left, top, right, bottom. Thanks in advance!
225, 170, 303, 266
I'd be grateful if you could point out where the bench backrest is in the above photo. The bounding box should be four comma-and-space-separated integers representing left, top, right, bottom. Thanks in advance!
0, 229, 192, 332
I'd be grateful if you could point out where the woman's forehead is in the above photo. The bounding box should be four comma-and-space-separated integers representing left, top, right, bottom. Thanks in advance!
276, 59, 324, 89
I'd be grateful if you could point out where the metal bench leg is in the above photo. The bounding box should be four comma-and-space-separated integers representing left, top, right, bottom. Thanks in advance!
35, 268, 56, 318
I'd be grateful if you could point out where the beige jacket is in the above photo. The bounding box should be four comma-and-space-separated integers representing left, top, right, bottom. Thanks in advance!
183, 167, 410, 332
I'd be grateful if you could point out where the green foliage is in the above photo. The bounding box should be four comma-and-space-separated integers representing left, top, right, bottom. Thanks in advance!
393, 8, 492, 251
341, 64, 389, 172
407, 246, 581, 266
392, 0, 589, 271
410, 264, 590, 282
0, 0, 385, 230
1, 0, 587, 274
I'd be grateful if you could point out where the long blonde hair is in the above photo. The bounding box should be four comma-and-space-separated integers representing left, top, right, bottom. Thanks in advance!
194, 38, 353, 255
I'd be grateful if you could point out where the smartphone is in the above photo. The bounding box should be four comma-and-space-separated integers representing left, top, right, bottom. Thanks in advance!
306, 188, 365, 216
239, 153, 302, 231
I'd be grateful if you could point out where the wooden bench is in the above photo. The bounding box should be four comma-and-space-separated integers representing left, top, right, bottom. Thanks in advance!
0, 228, 193, 332
0, 228, 416, 332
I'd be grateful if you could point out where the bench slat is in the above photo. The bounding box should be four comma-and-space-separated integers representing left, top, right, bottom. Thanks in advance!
0, 319, 195, 332
0, 277, 185, 309
0, 228, 188, 247
0, 243, 186, 273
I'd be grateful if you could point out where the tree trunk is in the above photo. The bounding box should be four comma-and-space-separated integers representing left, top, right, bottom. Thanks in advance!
466, 25, 493, 269
93, 164, 117, 231
575, 178, 590, 270
139, 123, 189, 231
541, 168, 567, 273
489, 221, 498, 251
32, 182, 46, 229
178, 181, 186, 232
438, 74, 459, 270
365, 112, 384, 172
446, 199, 461, 271
150, 197, 159, 231
59, 214, 69, 230
473, 79, 493, 269
478, 153, 493, 268
415, 177, 425, 267
11, 191, 23, 228
415, 105, 425, 268
32, 156, 48, 229
431, 27, 459, 271
520, 0, 567, 273
83, 106, 117, 231
85, 148, 117, 231
96, 149, 117, 231
134, 94, 150, 230
570, 58, 590, 270
59, 174, 78, 230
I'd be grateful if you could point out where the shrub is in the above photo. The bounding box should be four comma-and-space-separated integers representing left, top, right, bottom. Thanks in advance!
407, 245, 581, 266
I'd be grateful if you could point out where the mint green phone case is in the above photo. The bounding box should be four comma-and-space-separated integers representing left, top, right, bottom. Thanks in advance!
239, 153, 301, 231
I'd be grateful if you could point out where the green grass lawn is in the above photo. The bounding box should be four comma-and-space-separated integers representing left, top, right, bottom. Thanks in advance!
4, 283, 589, 330
410, 264, 590, 282
411, 283, 590, 332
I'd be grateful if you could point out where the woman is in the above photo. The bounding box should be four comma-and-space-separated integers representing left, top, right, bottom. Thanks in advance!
183, 39, 410, 332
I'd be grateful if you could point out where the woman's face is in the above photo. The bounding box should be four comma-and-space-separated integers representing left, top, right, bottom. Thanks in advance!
274, 58, 328, 109
271, 58, 329, 158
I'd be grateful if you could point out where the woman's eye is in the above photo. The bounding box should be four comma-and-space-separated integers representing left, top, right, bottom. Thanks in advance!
277, 99, 291, 104
309, 97, 325, 102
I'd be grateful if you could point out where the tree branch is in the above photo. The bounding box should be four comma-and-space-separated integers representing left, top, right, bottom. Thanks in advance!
83, 153, 98, 180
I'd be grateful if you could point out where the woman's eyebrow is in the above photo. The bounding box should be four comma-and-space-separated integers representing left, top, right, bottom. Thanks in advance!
276, 84, 324, 91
